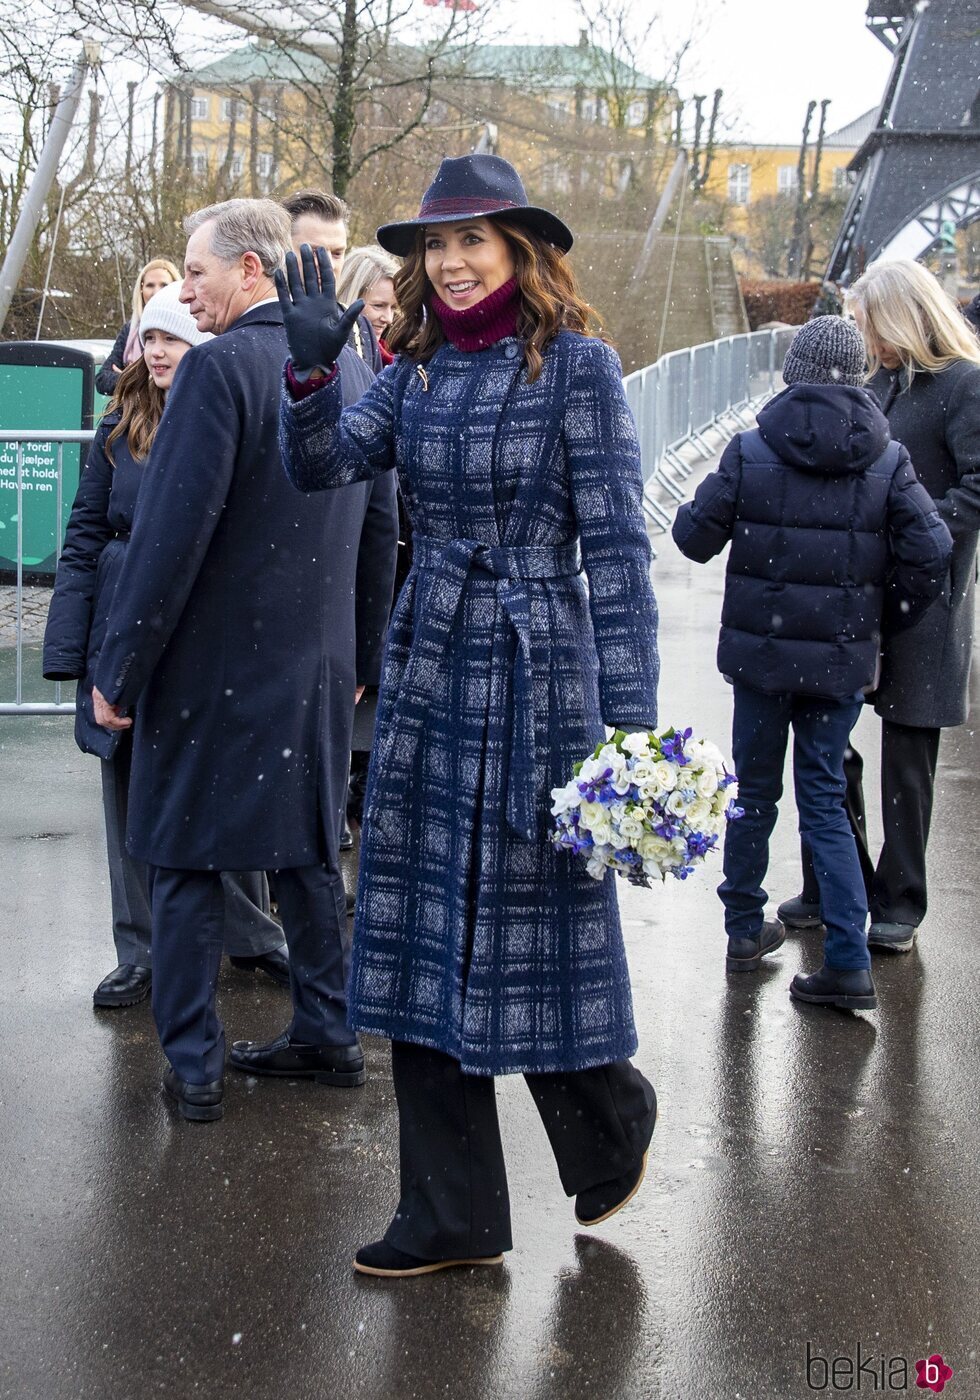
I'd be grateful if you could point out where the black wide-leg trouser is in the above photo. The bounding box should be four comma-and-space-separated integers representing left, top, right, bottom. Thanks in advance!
384, 1040, 657, 1260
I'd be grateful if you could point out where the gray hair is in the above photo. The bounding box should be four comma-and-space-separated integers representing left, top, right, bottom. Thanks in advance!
336, 244, 401, 306
184, 198, 291, 276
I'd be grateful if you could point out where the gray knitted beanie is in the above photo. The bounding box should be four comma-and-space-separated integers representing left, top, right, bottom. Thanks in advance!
782, 315, 866, 387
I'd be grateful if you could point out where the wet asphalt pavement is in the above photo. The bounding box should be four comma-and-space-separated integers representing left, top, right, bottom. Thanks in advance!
2, 475, 979, 1400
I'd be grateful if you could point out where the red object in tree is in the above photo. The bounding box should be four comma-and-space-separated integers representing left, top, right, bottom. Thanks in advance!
423, 0, 478, 9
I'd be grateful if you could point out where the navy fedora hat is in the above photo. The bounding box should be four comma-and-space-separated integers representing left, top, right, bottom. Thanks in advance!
376, 154, 574, 256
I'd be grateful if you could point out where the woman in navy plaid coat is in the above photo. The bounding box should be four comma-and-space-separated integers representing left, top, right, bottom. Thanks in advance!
278, 156, 660, 1277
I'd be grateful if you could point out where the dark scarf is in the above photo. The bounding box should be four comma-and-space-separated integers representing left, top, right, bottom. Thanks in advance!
429, 277, 520, 352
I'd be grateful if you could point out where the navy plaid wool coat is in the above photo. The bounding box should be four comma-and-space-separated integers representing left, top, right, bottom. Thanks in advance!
280, 330, 660, 1074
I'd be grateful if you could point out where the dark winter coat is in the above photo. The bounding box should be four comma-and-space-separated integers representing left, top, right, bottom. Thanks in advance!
867, 360, 980, 728
672, 384, 952, 700
94, 304, 398, 870
42, 415, 142, 759
279, 331, 660, 1075
963, 295, 980, 336
95, 323, 130, 398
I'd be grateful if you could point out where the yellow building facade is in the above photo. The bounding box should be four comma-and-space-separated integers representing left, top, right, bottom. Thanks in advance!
700, 109, 875, 234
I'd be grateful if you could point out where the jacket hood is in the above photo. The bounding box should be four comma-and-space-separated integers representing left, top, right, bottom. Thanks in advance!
756, 383, 890, 475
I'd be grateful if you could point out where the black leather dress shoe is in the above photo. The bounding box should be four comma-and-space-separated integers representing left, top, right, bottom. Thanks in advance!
229, 947, 291, 988
726, 919, 785, 972
229, 1033, 366, 1085
93, 963, 151, 1008
162, 1067, 224, 1122
790, 964, 878, 1011
340, 822, 354, 851
353, 1240, 504, 1277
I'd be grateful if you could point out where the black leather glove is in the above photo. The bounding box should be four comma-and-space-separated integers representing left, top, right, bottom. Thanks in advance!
274, 244, 364, 374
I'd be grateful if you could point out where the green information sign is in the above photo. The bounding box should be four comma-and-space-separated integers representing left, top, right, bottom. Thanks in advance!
0, 343, 100, 579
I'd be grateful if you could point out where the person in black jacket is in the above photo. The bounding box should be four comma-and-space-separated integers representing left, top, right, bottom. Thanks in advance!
91, 199, 398, 1122
673, 316, 951, 1011
94, 259, 179, 398
782, 262, 980, 952
43, 282, 290, 1010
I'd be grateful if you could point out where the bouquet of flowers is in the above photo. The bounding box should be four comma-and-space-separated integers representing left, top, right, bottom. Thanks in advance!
550, 727, 742, 885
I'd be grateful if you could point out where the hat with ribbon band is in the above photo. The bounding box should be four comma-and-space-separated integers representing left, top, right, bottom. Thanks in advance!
376, 154, 574, 257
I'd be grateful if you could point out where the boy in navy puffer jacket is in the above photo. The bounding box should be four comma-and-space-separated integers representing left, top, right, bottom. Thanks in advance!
673, 317, 951, 1011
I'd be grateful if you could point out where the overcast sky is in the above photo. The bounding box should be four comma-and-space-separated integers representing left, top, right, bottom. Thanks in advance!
74, 0, 896, 156
510, 0, 895, 145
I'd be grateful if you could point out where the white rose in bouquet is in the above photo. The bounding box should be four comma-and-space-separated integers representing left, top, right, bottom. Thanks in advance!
619, 812, 645, 842
621, 730, 652, 757
696, 767, 719, 798
651, 761, 677, 792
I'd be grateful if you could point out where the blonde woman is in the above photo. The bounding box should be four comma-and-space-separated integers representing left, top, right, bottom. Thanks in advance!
95, 257, 180, 397
781, 259, 980, 953
336, 245, 400, 363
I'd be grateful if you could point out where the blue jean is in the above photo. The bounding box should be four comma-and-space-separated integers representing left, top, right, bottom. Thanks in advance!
719, 684, 870, 970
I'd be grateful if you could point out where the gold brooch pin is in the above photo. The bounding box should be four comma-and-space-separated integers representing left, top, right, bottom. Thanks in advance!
416, 366, 429, 392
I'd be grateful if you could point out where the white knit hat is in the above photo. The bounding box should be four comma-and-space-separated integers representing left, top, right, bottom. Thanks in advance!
138, 280, 213, 348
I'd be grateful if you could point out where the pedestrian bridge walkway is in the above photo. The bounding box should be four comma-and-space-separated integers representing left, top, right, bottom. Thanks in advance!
2, 466, 978, 1399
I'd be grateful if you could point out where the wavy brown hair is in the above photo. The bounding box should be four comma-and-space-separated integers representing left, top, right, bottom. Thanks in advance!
105, 357, 167, 464
385, 218, 607, 382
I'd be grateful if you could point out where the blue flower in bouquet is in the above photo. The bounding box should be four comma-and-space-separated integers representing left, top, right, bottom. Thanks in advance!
550, 727, 742, 886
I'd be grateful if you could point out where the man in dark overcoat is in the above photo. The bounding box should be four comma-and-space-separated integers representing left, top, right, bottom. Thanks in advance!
93, 198, 398, 1120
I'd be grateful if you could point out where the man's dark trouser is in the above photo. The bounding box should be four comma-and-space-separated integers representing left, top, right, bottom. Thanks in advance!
801, 721, 941, 928
384, 1040, 657, 1260
720, 684, 869, 970
101, 734, 284, 967
147, 860, 355, 1085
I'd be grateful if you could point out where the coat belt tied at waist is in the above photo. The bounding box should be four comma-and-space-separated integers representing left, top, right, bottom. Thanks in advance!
369, 534, 582, 841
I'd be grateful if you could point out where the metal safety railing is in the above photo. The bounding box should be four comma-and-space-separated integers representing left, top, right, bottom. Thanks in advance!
624, 327, 796, 531
0, 429, 95, 715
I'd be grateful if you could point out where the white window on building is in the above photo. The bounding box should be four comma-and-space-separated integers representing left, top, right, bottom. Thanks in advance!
626, 98, 647, 128
833, 165, 853, 192
777, 164, 799, 195
727, 164, 751, 205
191, 151, 208, 176
230, 153, 244, 177
222, 97, 240, 121
580, 95, 608, 124
190, 96, 209, 120
257, 152, 274, 178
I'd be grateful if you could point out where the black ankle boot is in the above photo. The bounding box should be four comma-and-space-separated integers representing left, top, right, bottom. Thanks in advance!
726, 920, 785, 972
790, 965, 877, 1011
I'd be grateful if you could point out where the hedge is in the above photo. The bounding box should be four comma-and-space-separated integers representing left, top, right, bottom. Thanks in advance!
739, 280, 821, 330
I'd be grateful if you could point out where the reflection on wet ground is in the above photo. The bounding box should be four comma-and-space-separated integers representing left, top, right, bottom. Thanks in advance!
2, 506, 978, 1399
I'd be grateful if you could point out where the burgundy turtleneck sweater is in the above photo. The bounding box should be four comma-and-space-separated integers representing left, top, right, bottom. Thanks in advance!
430, 277, 520, 351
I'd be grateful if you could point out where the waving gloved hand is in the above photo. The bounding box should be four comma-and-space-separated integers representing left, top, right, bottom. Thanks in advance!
274, 244, 365, 374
